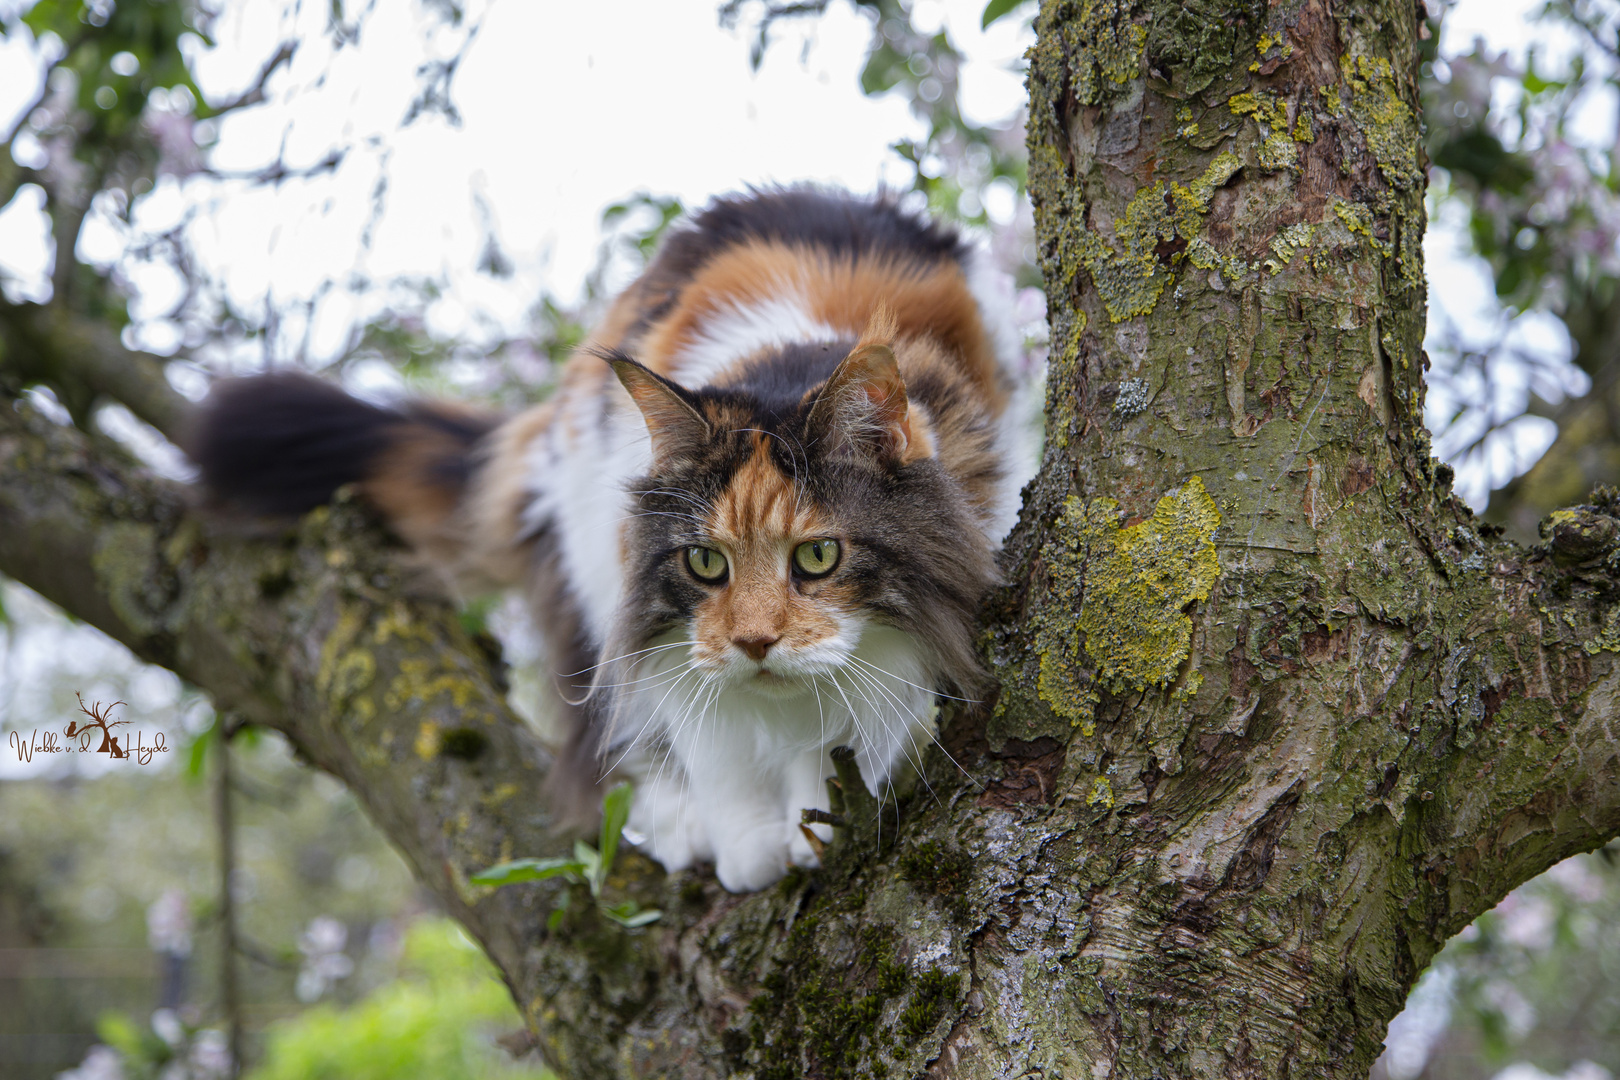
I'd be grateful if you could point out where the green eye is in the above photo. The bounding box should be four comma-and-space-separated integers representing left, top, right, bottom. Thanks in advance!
793, 539, 841, 577
687, 546, 728, 581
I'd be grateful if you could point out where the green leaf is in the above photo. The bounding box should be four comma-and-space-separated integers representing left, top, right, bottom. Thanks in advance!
183, 716, 217, 780
601, 902, 661, 928
859, 44, 908, 96
457, 593, 499, 637
599, 781, 633, 876
469, 857, 583, 888
572, 838, 602, 896
981, 0, 1030, 28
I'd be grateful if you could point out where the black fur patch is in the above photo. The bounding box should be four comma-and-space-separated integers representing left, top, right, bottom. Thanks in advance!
723, 338, 855, 418
675, 186, 966, 268
188, 372, 396, 515
186, 372, 493, 516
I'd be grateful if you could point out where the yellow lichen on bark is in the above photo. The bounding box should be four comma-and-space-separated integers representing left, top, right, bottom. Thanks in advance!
1076, 476, 1221, 693
1339, 54, 1423, 191
1081, 153, 1242, 321
1036, 477, 1222, 730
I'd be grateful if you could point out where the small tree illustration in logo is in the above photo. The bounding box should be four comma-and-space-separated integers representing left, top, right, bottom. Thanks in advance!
65, 693, 130, 758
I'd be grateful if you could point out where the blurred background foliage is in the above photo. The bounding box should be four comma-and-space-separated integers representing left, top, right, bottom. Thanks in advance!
1419, 0, 1620, 543
0, 0, 1619, 1077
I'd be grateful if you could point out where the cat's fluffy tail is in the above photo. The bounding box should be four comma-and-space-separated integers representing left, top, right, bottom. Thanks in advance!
186, 371, 498, 570
191, 373, 607, 826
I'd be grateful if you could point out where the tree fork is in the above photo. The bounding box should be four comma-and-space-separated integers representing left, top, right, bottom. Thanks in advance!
990, 0, 1620, 1075
3, 0, 1620, 1076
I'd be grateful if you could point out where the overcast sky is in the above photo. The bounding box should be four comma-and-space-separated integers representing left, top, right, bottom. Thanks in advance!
0, 1, 1030, 358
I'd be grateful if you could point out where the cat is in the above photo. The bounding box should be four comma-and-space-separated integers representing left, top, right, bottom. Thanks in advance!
190, 186, 1037, 892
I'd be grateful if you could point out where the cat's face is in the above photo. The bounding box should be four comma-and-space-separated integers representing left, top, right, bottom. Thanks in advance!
659, 443, 863, 695
607, 340, 996, 702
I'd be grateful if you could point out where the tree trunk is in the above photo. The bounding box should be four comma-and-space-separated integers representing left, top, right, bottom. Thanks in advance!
4, 0, 1620, 1077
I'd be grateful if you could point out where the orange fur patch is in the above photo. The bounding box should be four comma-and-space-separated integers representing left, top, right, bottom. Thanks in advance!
465, 401, 554, 585
630, 240, 1004, 410
690, 443, 843, 660
363, 405, 489, 562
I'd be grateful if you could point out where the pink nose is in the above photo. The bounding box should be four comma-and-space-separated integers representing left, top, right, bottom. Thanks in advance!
733, 635, 779, 661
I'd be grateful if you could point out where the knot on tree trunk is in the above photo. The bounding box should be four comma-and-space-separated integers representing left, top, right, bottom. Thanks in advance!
1540, 502, 1620, 566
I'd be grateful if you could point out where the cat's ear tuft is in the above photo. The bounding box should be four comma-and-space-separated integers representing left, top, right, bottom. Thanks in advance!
807, 342, 923, 463
608, 355, 710, 464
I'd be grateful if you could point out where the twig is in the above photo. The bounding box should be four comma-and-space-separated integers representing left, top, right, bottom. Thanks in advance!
215, 720, 244, 1079
205, 42, 298, 118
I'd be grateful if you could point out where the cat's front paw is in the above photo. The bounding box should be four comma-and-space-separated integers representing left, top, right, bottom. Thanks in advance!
713, 826, 790, 892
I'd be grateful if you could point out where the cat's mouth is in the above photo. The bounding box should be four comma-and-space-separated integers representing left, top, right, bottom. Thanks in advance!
745, 667, 808, 698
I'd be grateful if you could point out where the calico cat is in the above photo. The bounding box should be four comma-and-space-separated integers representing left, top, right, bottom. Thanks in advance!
191, 187, 1036, 892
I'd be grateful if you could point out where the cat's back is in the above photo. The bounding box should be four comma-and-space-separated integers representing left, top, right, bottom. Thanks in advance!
565, 187, 1012, 408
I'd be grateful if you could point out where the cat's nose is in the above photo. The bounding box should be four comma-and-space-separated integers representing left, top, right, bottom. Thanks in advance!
733, 635, 779, 661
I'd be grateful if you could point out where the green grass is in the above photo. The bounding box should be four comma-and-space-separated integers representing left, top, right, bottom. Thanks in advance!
247, 918, 554, 1080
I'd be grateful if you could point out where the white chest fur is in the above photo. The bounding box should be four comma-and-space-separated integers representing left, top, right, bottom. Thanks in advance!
614, 623, 936, 892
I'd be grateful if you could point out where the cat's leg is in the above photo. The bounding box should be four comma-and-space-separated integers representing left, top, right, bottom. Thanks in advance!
784, 745, 833, 868
624, 749, 711, 873
685, 753, 795, 892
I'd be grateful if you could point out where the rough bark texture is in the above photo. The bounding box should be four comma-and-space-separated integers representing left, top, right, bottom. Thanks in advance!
5, 1, 1620, 1077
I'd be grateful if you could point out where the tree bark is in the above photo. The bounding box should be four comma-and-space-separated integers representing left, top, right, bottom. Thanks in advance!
4, 1, 1620, 1077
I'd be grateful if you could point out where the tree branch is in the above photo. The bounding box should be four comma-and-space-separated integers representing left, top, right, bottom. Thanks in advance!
204, 41, 298, 118
6, 352, 1620, 1080
0, 298, 190, 439
0, 393, 723, 1076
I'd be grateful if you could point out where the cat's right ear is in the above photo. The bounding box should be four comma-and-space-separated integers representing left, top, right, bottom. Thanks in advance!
607, 354, 711, 464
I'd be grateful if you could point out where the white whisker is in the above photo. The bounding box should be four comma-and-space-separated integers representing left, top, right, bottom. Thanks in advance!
566, 639, 690, 679
605, 663, 703, 773
846, 655, 980, 703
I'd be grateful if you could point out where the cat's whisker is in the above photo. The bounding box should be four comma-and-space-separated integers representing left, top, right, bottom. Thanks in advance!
568, 640, 693, 705
827, 676, 879, 759
568, 665, 688, 707
641, 663, 708, 737
838, 667, 950, 817
609, 680, 696, 780
591, 663, 702, 692
585, 663, 696, 694
652, 676, 721, 818
640, 487, 716, 515
567, 640, 691, 679
846, 655, 981, 704
913, 721, 980, 790
822, 674, 891, 845
843, 661, 981, 791
729, 425, 812, 520
836, 674, 902, 846
842, 668, 929, 783
676, 674, 726, 850
895, 718, 946, 808
627, 510, 706, 526
842, 663, 914, 733
605, 662, 705, 775
811, 675, 828, 778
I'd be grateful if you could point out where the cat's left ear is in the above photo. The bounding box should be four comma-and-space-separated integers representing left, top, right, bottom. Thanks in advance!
807, 343, 931, 464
